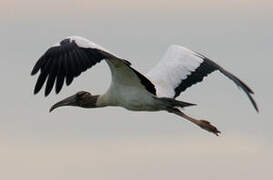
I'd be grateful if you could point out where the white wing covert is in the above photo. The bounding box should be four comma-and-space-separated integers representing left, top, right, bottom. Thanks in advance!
146, 45, 205, 98
146, 45, 258, 112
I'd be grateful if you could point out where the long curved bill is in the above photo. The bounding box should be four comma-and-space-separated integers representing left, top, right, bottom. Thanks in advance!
49, 94, 78, 112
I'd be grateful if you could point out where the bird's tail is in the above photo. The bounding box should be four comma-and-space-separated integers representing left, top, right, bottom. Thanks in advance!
156, 97, 196, 108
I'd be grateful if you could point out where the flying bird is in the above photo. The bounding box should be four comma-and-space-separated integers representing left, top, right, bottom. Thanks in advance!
31, 36, 258, 136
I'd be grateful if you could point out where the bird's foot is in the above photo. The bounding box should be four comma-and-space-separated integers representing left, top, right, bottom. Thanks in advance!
198, 120, 221, 136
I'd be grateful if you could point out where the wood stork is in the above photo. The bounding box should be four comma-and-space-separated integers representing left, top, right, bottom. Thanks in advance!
31, 36, 258, 136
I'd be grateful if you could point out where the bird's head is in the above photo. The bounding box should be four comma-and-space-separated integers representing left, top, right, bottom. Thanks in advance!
49, 91, 99, 112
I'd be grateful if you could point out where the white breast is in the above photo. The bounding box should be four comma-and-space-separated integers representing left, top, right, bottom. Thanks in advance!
98, 82, 160, 111
95, 58, 161, 111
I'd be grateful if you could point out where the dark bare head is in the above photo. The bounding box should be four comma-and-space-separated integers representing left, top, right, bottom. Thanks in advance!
49, 91, 99, 112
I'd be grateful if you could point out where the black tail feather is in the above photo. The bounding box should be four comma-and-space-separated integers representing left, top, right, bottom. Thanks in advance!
157, 97, 196, 108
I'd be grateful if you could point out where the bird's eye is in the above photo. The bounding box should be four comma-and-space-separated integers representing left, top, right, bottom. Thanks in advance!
76, 91, 86, 98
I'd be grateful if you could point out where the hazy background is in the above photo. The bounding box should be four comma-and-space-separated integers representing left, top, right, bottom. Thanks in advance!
1, 0, 272, 179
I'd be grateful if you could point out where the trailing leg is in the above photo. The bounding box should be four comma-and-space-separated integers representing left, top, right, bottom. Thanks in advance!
168, 108, 221, 136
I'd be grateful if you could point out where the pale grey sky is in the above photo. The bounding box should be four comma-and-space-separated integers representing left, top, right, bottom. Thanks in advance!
1, 0, 272, 179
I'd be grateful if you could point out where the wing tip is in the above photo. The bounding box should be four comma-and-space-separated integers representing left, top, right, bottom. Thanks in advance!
44, 88, 51, 97
33, 89, 38, 95
31, 69, 38, 76
249, 93, 259, 113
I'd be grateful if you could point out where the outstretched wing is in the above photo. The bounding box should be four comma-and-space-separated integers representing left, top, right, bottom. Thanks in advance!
146, 45, 258, 112
31, 36, 156, 96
